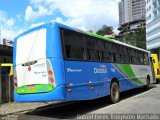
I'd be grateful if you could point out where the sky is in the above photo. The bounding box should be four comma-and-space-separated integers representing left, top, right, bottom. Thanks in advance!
0, 0, 120, 41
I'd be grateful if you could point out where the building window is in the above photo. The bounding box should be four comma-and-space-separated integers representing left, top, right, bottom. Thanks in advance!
154, 10, 158, 17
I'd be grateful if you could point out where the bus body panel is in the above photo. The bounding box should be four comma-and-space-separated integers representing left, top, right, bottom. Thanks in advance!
64, 61, 110, 100
151, 54, 160, 79
14, 58, 66, 102
64, 61, 152, 101
110, 64, 139, 91
13, 23, 64, 66
14, 85, 66, 102
16, 59, 48, 87
14, 25, 47, 66
46, 23, 63, 59
14, 23, 66, 101
117, 64, 154, 85
130, 64, 154, 84
16, 28, 47, 65
48, 58, 66, 86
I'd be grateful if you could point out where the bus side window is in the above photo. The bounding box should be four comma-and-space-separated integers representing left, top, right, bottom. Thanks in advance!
101, 51, 112, 62
62, 29, 86, 60
140, 52, 144, 65
86, 36, 100, 61
112, 53, 116, 63
87, 49, 99, 61
70, 46, 85, 60
115, 54, 121, 63
144, 53, 149, 65
98, 40, 105, 51
65, 45, 71, 58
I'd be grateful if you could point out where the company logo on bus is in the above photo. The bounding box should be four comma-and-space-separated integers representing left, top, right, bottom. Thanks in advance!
28, 85, 35, 89
28, 66, 31, 71
94, 64, 107, 74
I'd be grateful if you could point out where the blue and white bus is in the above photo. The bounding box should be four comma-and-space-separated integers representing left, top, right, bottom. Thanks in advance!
13, 22, 155, 103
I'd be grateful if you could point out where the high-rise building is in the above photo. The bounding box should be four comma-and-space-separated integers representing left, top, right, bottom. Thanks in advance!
146, 0, 160, 56
132, 0, 146, 21
119, 0, 132, 25
118, 0, 145, 34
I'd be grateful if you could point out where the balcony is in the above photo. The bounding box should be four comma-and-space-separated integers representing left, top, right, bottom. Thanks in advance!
157, 2, 160, 8
152, 7, 157, 13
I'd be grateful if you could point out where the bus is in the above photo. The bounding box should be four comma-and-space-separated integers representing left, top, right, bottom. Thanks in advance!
151, 54, 160, 83
13, 22, 155, 103
1, 63, 13, 76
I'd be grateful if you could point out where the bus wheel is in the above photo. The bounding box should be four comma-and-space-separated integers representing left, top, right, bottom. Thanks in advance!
145, 76, 150, 89
109, 82, 120, 104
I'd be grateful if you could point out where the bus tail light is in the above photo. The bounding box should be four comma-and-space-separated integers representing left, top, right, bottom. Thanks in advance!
48, 70, 53, 77
47, 60, 56, 86
157, 69, 160, 75
14, 83, 18, 88
14, 77, 18, 88
49, 77, 54, 84
48, 70, 55, 84
14, 77, 17, 81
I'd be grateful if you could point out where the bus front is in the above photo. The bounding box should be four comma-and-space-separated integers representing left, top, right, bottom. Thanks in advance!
13, 23, 65, 102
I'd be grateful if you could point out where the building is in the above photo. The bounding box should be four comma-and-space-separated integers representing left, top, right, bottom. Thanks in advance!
104, 33, 117, 39
0, 36, 13, 103
132, 0, 146, 21
119, 0, 132, 25
0, 38, 13, 63
118, 0, 146, 34
146, 0, 160, 57
0, 44, 13, 103
0, 45, 13, 63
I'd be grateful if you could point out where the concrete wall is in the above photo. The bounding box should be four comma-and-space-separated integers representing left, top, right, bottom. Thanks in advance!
0, 66, 14, 103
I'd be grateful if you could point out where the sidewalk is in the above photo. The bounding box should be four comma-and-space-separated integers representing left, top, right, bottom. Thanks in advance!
0, 101, 58, 116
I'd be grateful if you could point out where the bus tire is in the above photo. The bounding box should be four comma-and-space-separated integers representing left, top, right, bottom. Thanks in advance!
108, 82, 120, 104
145, 76, 150, 89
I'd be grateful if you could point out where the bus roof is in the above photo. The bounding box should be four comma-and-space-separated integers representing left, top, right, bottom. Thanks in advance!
56, 22, 149, 53
83, 31, 148, 53
14, 22, 149, 53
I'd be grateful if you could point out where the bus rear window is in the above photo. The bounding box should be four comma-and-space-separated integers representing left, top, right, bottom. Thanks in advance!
16, 28, 47, 65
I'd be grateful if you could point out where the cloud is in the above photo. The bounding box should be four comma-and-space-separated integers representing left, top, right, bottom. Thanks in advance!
29, 22, 45, 28
25, 6, 33, 21
6, 19, 15, 26
25, 5, 49, 22
0, 10, 7, 23
26, 0, 120, 33
1, 29, 24, 40
0, 10, 24, 40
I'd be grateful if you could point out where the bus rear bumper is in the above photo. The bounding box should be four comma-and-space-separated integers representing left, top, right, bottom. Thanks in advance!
14, 85, 65, 102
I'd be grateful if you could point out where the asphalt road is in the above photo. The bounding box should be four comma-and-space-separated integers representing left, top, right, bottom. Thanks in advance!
8, 84, 160, 120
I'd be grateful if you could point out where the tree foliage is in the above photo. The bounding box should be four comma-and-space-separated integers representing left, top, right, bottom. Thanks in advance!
96, 25, 114, 36
90, 24, 146, 49
119, 29, 146, 49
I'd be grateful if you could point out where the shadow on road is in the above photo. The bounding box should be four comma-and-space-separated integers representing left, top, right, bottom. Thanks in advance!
18, 84, 157, 120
